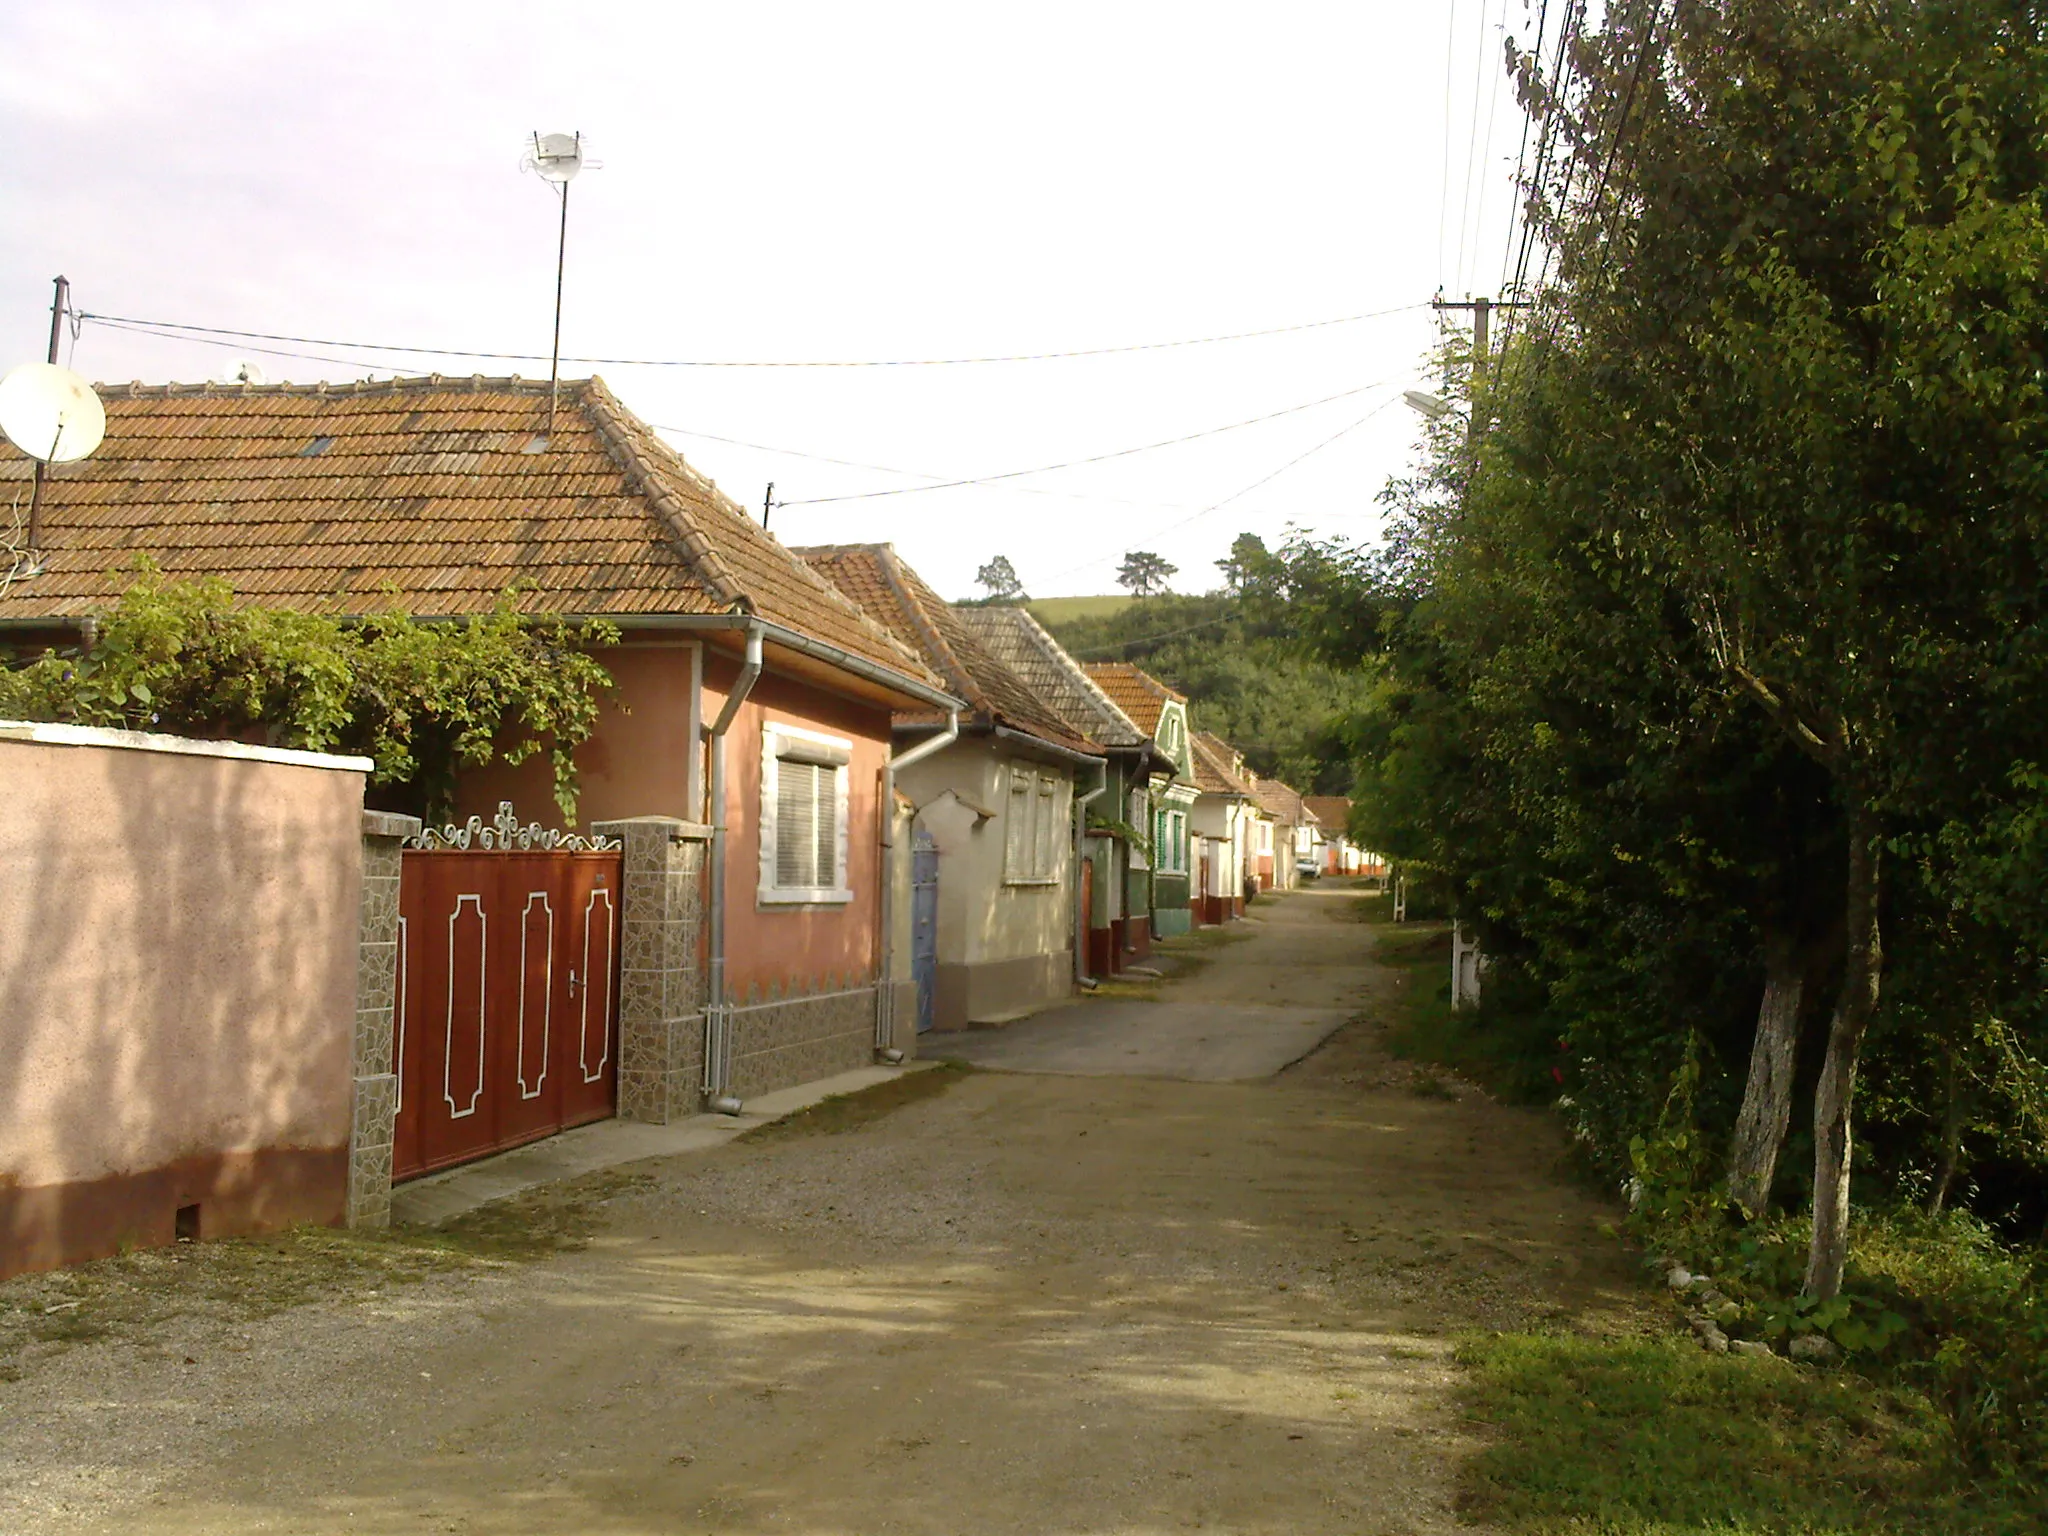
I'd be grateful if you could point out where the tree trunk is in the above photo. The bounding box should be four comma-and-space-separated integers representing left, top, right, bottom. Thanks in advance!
1928, 1050, 1963, 1216
1727, 929, 1804, 1215
1804, 801, 1882, 1301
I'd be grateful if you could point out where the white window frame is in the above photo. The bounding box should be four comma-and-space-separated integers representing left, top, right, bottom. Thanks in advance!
758, 722, 853, 905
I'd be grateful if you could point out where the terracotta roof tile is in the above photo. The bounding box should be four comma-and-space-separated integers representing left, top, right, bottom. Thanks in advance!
796, 547, 1098, 755
953, 607, 1148, 749
1191, 731, 1256, 798
1302, 795, 1350, 832
1254, 777, 1315, 825
0, 375, 939, 691
1081, 661, 1184, 738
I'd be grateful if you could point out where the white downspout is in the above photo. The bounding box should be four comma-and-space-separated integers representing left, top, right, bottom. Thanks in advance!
704, 623, 763, 1114
875, 711, 960, 1063
1072, 758, 1109, 987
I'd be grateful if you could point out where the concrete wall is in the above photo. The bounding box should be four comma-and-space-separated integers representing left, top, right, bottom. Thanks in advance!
898, 736, 1077, 1028
0, 723, 370, 1278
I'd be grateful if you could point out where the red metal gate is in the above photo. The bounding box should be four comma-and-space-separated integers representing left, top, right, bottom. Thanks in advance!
393, 846, 623, 1181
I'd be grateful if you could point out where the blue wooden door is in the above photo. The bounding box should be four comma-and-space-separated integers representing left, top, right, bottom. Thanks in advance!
911, 830, 940, 1034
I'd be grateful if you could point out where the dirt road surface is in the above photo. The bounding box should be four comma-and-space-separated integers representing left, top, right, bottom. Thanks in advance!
1, 887, 1643, 1535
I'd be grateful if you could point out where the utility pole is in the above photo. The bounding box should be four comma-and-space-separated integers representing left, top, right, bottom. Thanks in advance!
26, 274, 69, 552
1431, 293, 1532, 383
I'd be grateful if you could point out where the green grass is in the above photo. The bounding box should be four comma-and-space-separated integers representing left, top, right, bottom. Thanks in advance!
1456, 1331, 2044, 1534
1367, 919, 1560, 1104
1027, 594, 1138, 623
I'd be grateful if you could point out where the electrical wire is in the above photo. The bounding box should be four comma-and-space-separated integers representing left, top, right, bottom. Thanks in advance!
1497, 0, 1549, 298
1438, 0, 1462, 287
78, 303, 1430, 370
650, 422, 1298, 519
1452, 0, 1498, 296
774, 380, 1396, 507
1460, 0, 1511, 298
1031, 392, 1401, 587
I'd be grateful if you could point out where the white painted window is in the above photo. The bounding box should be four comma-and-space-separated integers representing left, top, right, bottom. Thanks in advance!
1004, 764, 1068, 885
759, 723, 852, 904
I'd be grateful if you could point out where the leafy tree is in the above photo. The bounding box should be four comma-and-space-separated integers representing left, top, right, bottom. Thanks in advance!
0, 565, 618, 821
1519, 0, 2048, 1298
1115, 550, 1177, 597
974, 555, 1027, 602
1214, 533, 1278, 597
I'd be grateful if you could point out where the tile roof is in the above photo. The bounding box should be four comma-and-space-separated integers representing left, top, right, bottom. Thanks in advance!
0, 374, 939, 689
1254, 777, 1317, 826
951, 607, 1149, 749
1081, 662, 1185, 738
796, 546, 1098, 755
1191, 731, 1256, 798
1303, 795, 1352, 833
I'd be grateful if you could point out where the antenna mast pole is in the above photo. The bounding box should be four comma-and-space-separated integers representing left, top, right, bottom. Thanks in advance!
547, 181, 569, 439
26, 274, 68, 553
762, 482, 774, 532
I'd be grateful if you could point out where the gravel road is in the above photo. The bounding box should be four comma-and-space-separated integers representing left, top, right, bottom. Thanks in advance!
0, 887, 1643, 1535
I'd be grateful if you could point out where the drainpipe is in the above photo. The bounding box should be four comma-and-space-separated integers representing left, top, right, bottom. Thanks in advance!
704, 623, 763, 1114
875, 711, 961, 1063
1073, 758, 1109, 987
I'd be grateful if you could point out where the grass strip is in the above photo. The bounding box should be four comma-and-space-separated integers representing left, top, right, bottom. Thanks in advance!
1456, 1330, 2043, 1535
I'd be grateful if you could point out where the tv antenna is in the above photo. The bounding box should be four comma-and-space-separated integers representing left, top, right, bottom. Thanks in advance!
521, 131, 598, 439
1, 275, 106, 561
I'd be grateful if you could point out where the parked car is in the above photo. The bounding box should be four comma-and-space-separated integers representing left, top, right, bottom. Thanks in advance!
1295, 858, 1321, 882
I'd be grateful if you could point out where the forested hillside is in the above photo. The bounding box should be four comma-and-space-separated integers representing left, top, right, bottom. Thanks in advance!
1030, 564, 1379, 796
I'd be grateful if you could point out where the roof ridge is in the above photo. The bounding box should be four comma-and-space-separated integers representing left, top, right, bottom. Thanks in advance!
871, 547, 980, 706
579, 377, 746, 612
100, 373, 560, 399
1010, 609, 1144, 738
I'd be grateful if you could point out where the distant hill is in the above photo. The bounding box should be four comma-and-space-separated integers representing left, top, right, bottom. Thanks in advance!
1029, 592, 1373, 796
1026, 595, 1137, 624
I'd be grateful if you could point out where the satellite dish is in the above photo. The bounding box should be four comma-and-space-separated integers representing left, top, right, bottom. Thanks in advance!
524, 131, 584, 184
217, 358, 268, 386
0, 362, 106, 464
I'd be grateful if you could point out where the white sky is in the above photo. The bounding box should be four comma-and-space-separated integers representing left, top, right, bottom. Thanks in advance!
0, 2, 1537, 599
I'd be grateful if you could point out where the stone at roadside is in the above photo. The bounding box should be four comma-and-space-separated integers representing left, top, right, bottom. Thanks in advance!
1788, 1333, 1840, 1363
1729, 1339, 1775, 1359
1692, 1321, 1729, 1354
1665, 1267, 1695, 1291
1710, 1299, 1743, 1327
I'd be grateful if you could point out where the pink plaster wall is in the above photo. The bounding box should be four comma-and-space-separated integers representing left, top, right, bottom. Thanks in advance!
704, 656, 892, 994
0, 733, 364, 1273
456, 641, 699, 832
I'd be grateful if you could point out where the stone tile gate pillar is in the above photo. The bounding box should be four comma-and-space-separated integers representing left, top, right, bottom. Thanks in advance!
593, 817, 710, 1124
347, 809, 420, 1228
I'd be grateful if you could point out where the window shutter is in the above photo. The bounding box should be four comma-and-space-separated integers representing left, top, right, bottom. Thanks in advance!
777, 759, 821, 887
814, 766, 837, 888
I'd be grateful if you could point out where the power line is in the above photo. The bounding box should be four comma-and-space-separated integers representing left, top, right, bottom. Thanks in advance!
1460, 0, 1511, 298
1452, 0, 1497, 296
78, 303, 1430, 371
1032, 392, 1401, 587
1438, 0, 1461, 287
775, 380, 1396, 507
1496, 0, 1551, 305
650, 422, 1298, 518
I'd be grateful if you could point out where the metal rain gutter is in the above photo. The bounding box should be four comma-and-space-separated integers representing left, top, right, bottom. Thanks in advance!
874, 707, 960, 1062
703, 621, 763, 1115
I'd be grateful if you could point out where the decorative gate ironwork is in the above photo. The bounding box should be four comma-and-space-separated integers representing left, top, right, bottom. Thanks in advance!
392, 806, 624, 1181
